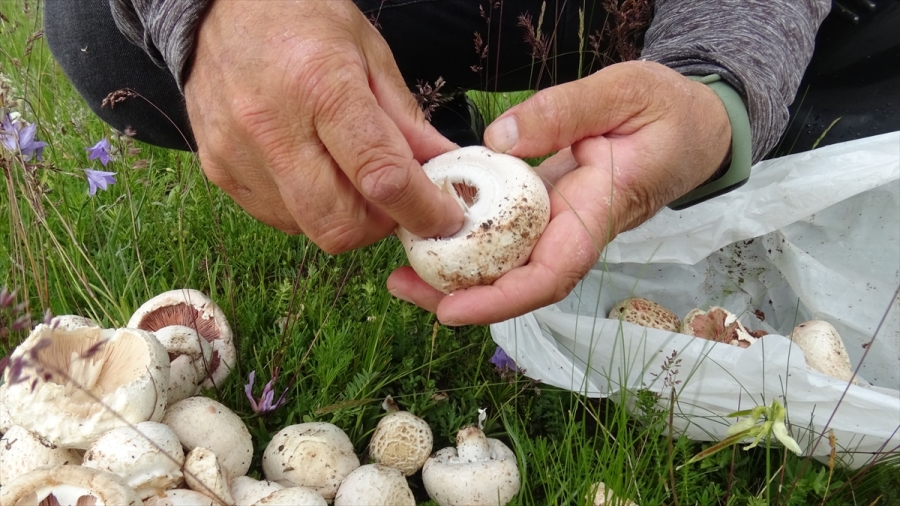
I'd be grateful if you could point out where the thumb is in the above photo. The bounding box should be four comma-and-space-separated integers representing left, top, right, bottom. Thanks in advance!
484, 62, 660, 159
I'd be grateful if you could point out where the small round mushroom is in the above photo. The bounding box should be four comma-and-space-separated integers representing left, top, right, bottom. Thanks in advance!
82, 421, 184, 499
369, 410, 433, 476
262, 422, 360, 502
0, 425, 82, 485
3, 325, 170, 449
161, 396, 253, 480
183, 446, 235, 506
790, 320, 855, 382
609, 297, 681, 332
589, 482, 639, 506
128, 288, 235, 388
0, 464, 142, 506
334, 464, 415, 506
681, 306, 756, 348
153, 325, 214, 406
230, 476, 285, 506
422, 425, 520, 506
396, 146, 551, 293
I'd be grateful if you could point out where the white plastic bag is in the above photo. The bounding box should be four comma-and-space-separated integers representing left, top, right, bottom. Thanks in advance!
491, 132, 900, 468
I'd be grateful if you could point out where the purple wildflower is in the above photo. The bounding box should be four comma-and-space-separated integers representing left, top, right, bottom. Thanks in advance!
0, 113, 47, 161
244, 370, 289, 415
84, 169, 117, 196
489, 346, 518, 372
86, 138, 112, 166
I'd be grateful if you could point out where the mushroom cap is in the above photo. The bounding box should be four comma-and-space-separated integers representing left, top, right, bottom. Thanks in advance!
144, 489, 220, 506
422, 426, 520, 506
0, 425, 82, 486
608, 297, 681, 332
253, 487, 328, 506
49, 314, 99, 331
790, 320, 855, 382
369, 410, 433, 476
0, 464, 142, 506
161, 396, 253, 480
333, 464, 415, 506
82, 421, 184, 499
396, 146, 550, 293
183, 446, 235, 506
0, 383, 12, 435
590, 482, 639, 506
262, 422, 360, 501
230, 476, 285, 506
681, 306, 756, 348
3, 325, 170, 449
152, 325, 214, 405
128, 288, 235, 388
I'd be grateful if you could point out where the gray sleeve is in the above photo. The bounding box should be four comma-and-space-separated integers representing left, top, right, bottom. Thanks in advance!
640, 0, 831, 162
108, 0, 211, 90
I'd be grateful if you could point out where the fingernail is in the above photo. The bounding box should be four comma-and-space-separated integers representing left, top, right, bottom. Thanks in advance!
485, 116, 518, 153
388, 288, 414, 305
442, 319, 462, 327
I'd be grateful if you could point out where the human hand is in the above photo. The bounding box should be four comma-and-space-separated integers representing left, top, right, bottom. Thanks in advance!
387, 61, 732, 325
183, 0, 464, 253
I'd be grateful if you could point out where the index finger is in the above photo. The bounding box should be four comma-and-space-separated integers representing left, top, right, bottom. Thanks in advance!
314, 69, 464, 240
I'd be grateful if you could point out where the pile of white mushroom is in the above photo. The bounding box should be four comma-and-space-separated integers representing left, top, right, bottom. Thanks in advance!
0, 288, 522, 506
609, 297, 857, 382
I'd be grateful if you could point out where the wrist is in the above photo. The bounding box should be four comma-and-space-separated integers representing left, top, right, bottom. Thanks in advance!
668, 75, 752, 210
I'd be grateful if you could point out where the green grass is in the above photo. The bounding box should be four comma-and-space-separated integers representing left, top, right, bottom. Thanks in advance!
1, 2, 897, 505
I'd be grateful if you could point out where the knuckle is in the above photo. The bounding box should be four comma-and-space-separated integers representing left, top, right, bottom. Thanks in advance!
356, 149, 413, 207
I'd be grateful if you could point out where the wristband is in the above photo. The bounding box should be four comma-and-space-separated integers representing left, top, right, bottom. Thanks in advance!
668, 74, 752, 210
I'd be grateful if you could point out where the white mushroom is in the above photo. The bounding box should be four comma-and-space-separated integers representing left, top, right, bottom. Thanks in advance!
589, 482, 638, 506
396, 146, 550, 293
790, 320, 855, 382
0, 425, 82, 486
369, 410, 433, 476
128, 288, 235, 388
3, 325, 169, 449
161, 396, 253, 480
50, 314, 100, 331
609, 297, 681, 332
334, 464, 415, 506
0, 383, 12, 435
144, 489, 219, 506
230, 476, 285, 506
262, 422, 360, 502
0, 464, 142, 506
183, 446, 235, 506
422, 425, 520, 506
82, 421, 184, 499
153, 325, 214, 405
681, 306, 757, 348
253, 487, 328, 506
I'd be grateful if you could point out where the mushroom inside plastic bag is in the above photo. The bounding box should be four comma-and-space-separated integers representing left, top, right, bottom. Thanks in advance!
491, 132, 900, 469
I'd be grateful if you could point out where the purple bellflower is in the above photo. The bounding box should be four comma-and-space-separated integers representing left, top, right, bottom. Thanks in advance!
244, 370, 289, 415
86, 138, 112, 166
85, 169, 117, 196
1, 113, 47, 162
489, 346, 518, 372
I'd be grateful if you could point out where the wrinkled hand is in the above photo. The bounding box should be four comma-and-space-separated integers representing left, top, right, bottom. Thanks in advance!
184, 0, 464, 253
388, 61, 732, 325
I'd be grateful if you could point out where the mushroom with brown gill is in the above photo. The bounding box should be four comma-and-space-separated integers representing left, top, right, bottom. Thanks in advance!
128, 288, 235, 388
396, 146, 550, 294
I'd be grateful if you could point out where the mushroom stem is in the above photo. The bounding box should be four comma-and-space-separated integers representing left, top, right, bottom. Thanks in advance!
456, 426, 492, 462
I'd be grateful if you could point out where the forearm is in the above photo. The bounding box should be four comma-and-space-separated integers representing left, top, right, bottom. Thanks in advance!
108, 0, 213, 89
641, 0, 831, 162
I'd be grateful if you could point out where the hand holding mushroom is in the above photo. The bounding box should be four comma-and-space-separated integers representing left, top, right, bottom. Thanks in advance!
183, 0, 464, 252
388, 61, 732, 325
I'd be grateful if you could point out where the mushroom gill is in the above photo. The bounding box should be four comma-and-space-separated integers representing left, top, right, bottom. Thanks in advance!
133, 304, 221, 371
